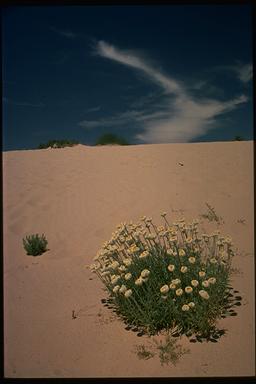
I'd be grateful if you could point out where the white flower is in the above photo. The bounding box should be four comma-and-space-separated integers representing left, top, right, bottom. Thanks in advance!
219, 250, 228, 258
180, 266, 188, 273
124, 289, 132, 298
160, 285, 169, 294
118, 265, 127, 272
110, 261, 119, 270
188, 257, 196, 264
185, 286, 193, 294
202, 280, 209, 288
139, 250, 149, 259
141, 269, 150, 278
124, 273, 132, 281
172, 278, 181, 285
199, 271, 206, 277
199, 290, 210, 300
119, 284, 127, 294
208, 277, 216, 284
188, 302, 195, 308
178, 249, 186, 257
123, 258, 132, 266
191, 279, 199, 287
224, 237, 232, 245
113, 285, 120, 293
167, 264, 175, 272
176, 288, 183, 296
135, 277, 144, 286
182, 304, 190, 311
210, 258, 218, 264
169, 283, 176, 290
111, 276, 121, 285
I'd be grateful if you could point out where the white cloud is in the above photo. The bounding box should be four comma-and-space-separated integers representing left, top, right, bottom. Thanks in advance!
95, 41, 182, 95
50, 26, 77, 39
236, 63, 253, 83
80, 40, 249, 143
209, 62, 253, 84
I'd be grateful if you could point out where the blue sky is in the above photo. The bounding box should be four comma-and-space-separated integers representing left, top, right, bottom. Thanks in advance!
2, 5, 253, 150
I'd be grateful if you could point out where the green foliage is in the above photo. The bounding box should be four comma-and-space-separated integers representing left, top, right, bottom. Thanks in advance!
234, 136, 244, 141
23, 233, 48, 256
134, 344, 155, 360
134, 334, 189, 365
95, 133, 129, 146
91, 214, 242, 342
38, 139, 79, 149
151, 335, 190, 366
200, 202, 224, 224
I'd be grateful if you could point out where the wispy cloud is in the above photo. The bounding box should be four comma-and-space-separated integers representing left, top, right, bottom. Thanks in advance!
79, 40, 248, 143
3, 97, 45, 107
50, 26, 77, 39
210, 62, 253, 84
235, 63, 253, 83
84, 105, 101, 114
94, 41, 182, 95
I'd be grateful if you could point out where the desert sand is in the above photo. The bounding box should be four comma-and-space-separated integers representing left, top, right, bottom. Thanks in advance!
3, 141, 255, 377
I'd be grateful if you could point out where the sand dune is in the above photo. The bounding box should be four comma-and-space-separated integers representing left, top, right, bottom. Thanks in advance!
3, 141, 255, 377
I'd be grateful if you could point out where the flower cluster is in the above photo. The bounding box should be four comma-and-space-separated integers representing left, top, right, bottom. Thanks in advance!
90, 213, 235, 336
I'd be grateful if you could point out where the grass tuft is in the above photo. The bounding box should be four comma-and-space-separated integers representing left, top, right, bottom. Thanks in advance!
23, 233, 48, 256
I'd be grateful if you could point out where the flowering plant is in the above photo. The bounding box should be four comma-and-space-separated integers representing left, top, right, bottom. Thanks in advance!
90, 214, 242, 342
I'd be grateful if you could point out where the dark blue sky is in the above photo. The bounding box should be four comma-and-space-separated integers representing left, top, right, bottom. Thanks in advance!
2, 5, 253, 150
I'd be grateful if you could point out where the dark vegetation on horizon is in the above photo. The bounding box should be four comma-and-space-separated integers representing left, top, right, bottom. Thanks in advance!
95, 133, 130, 146
36, 134, 245, 150
233, 136, 244, 141
37, 139, 79, 149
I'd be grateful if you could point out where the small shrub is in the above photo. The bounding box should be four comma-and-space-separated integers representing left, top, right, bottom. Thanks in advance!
38, 139, 79, 149
95, 133, 129, 146
200, 202, 224, 224
151, 335, 190, 366
23, 233, 48, 256
90, 213, 242, 341
134, 344, 155, 360
234, 136, 244, 141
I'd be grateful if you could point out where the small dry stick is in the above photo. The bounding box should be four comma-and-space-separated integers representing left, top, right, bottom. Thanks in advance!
72, 310, 77, 319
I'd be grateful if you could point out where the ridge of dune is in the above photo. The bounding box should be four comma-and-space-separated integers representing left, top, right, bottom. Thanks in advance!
3, 140, 254, 377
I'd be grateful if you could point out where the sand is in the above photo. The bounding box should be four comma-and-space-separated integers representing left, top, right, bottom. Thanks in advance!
3, 141, 255, 377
